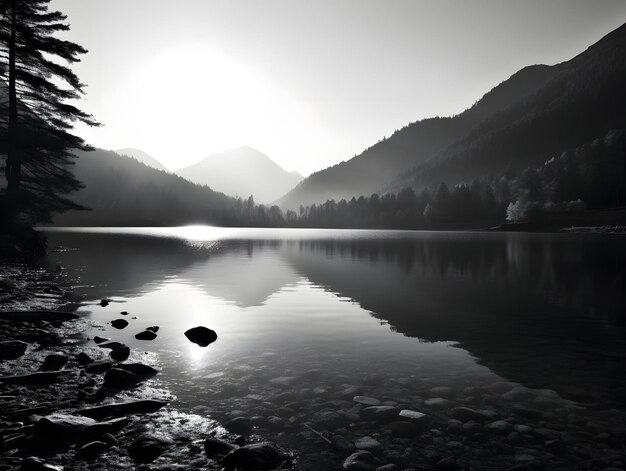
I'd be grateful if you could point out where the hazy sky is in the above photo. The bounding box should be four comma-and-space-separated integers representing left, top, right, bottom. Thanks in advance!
51, 0, 626, 175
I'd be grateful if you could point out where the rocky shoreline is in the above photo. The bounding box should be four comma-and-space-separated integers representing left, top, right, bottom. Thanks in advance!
0, 261, 292, 471
2, 259, 626, 471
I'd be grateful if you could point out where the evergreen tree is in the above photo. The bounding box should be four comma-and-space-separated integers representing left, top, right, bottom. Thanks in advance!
0, 0, 98, 225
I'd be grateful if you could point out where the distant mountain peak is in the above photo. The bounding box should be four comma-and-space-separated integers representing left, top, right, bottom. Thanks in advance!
176, 146, 303, 203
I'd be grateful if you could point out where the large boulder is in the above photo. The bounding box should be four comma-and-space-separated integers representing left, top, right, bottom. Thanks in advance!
223, 442, 288, 470
0, 340, 28, 360
184, 326, 217, 347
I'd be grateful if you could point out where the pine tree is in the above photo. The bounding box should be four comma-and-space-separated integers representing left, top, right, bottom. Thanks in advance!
0, 0, 98, 225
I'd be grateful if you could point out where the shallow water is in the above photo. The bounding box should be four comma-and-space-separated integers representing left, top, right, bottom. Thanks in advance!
43, 227, 626, 468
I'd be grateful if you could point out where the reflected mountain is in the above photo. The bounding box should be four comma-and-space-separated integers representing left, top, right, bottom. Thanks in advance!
46, 232, 300, 308
283, 234, 626, 405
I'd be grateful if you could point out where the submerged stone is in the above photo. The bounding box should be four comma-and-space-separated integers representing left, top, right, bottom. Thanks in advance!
135, 330, 157, 340
223, 442, 288, 470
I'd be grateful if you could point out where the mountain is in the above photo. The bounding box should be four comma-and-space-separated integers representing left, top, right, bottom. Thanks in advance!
114, 148, 169, 172
279, 22, 626, 210
390, 21, 626, 193
176, 146, 303, 204
53, 148, 239, 226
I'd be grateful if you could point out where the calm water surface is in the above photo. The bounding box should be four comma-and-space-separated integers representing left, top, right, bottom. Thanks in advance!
42, 227, 626, 466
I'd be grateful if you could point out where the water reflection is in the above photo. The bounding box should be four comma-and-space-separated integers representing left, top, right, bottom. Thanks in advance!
45, 228, 626, 409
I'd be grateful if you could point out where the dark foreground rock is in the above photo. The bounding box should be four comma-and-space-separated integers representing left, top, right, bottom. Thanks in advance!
109, 346, 130, 362
223, 442, 289, 470
117, 363, 159, 378
184, 326, 218, 347
204, 436, 235, 457
224, 417, 254, 435
128, 433, 172, 464
110, 319, 128, 329
77, 400, 168, 420
103, 368, 141, 389
0, 339, 28, 360
135, 330, 157, 340
75, 440, 109, 460
41, 352, 68, 371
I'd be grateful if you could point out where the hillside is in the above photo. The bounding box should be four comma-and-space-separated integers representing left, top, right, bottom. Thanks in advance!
53, 149, 239, 226
390, 22, 626, 192
176, 146, 303, 204
279, 22, 626, 210
114, 148, 169, 172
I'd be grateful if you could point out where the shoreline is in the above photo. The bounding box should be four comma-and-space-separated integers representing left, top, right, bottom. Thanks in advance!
0, 259, 292, 470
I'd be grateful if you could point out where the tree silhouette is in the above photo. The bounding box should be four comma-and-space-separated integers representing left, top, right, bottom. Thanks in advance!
0, 0, 98, 225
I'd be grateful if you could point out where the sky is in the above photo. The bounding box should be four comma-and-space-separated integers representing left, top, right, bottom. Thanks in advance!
51, 0, 626, 176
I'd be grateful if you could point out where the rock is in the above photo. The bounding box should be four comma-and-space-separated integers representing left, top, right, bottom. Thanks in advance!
424, 398, 453, 409
223, 442, 289, 470
117, 363, 159, 378
0, 340, 29, 360
389, 421, 419, 437
93, 336, 109, 344
128, 433, 172, 464
343, 450, 377, 471
41, 352, 68, 370
361, 406, 398, 423
184, 326, 218, 347
353, 396, 381, 406
109, 346, 130, 362
135, 330, 157, 340
110, 319, 128, 329
78, 400, 168, 420
354, 436, 382, 452
85, 361, 112, 374
120, 311, 129, 315
486, 420, 513, 434
98, 341, 125, 350
331, 434, 355, 452
19, 457, 62, 471
224, 417, 253, 434
399, 409, 427, 423
76, 440, 108, 460
103, 368, 140, 389
31, 413, 96, 445
203, 437, 235, 457
451, 407, 488, 422
100, 299, 109, 307
311, 410, 346, 429
76, 352, 93, 365
0, 371, 64, 386
146, 326, 159, 332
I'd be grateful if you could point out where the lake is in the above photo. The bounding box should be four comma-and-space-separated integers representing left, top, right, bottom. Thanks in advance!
43, 227, 626, 469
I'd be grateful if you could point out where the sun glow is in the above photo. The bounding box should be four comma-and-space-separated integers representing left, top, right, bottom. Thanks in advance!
93, 46, 320, 171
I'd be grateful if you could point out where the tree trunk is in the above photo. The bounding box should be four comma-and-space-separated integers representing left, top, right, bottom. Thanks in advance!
6, 0, 20, 197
